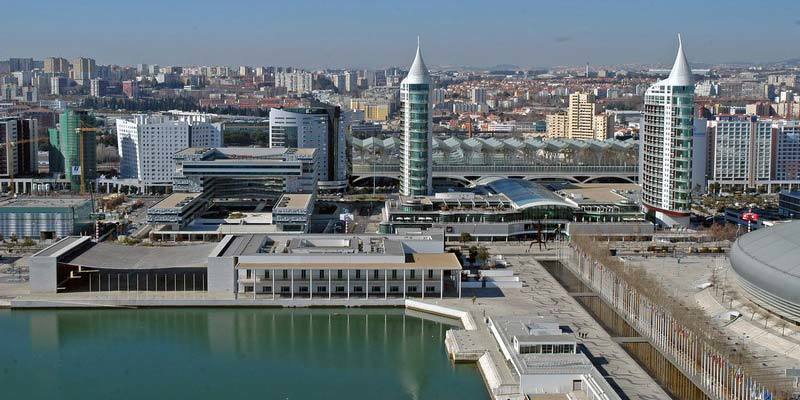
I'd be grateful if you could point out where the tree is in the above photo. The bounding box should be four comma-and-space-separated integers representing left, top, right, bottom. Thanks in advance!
459, 232, 472, 243
476, 246, 490, 266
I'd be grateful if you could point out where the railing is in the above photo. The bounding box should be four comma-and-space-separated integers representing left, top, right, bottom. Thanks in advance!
565, 244, 778, 400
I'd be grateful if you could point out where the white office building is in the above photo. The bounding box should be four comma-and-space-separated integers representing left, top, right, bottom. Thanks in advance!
269, 107, 347, 190
640, 35, 695, 227
115, 113, 222, 188
275, 71, 314, 93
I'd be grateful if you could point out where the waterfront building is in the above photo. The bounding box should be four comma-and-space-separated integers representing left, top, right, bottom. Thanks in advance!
29, 230, 461, 299
115, 112, 222, 189
640, 35, 695, 227
400, 39, 433, 196
48, 109, 96, 190
0, 197, 92, 239
488, 316, 621, 399
270, 107, 347, 190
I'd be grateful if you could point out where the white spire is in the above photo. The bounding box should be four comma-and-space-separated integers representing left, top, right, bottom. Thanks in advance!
402, 37, 431, 85
666, 34, 693, 86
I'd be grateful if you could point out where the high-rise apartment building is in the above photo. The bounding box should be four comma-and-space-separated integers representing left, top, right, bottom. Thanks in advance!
122, 80, 139, 99
0, 117, 38, 178
89, 78, 107, 97
48, 109, 96, 189
708, 116, 772, 185
43, 57, 70, 74
269, 107, 347, 190
470, 88, 486, 105
640, 36, 694, 227
399, 40, 433, 196
545, 93, 610, 139
115, 113, 223, 187
275, 71, 313, 93
50, 76, 67, 96
70, 57, 96, 84
774, 121, 800, 181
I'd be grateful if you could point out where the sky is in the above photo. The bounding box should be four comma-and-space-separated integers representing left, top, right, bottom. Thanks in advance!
3, 0, 800, 69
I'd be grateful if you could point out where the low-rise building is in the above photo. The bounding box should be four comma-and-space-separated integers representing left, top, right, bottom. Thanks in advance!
0, 197, 92, 239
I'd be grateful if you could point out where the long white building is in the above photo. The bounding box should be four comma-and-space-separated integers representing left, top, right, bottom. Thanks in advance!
640, 35, 695, 227
115, 113, 222, 189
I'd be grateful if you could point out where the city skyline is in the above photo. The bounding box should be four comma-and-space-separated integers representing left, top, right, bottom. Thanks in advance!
4, 0, 800, 68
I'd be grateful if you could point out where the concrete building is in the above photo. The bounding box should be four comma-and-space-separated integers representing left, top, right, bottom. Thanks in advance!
708, 116, 772, 187
43, 57, 70, 74
470, 88, 486, 105
89, 78, 107, 97
773, 120, 800, 182
399, 39, 433, 196
122, 80, 138, 99
115, 113, 223, 189
488, 316, 621, 400
269, 107, 347, 190
566, 93, 600, 140
274, 71, 313, 93
640, 35, 694, 227
350, 98, 391, 121
0, 197, 92, 239
70, 57, 96, 84
0, 117, 38, 178
50, 76, 67, 96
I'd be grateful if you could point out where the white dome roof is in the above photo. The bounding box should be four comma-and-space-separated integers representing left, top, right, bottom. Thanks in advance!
401, 38, 431, 85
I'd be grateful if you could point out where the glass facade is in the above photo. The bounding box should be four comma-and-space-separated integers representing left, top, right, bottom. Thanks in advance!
400, 82, 432, 196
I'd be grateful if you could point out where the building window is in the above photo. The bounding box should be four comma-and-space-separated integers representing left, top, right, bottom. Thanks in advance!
282, 270, 288, 279
391, 270, 397, 279
355, 270, 361, 279
335, 286, 345, 293
301, 270, 307, 279
407, 286, 417, 293
390, 286, 399, 293
353, 286, 363, 292
427, 270, 433, 279
262, 286, 271, 293
337, 270, 343, 279
317, 286, 327, 293
245, 270, 251, 279
425, 286, 436, 293
319, 270, 325, 279
265, 270, 270, 279
410, 270, 415, 279
373, 270, 379, 279
244, 286, 253, 292
372, 286, 381, 293
281, 286, 290, 293
299, 286, 308, 293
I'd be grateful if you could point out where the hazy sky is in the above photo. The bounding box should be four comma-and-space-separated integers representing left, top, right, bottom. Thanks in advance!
3, 0, 800, 69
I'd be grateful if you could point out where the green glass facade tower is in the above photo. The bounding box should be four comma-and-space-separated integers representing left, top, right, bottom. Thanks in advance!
48, 109, 96, 190
400, 39, 433, 196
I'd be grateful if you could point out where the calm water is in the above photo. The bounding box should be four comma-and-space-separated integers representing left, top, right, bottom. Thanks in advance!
0, 308, 488, 400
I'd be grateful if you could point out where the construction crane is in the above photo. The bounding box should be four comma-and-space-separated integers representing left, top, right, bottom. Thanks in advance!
75, 127, 100, 194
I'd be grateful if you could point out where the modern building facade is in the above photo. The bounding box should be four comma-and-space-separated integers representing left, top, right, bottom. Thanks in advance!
269, 107, 347, 190
708, 116, 772, 185
115, 113, 223, 188
399, 40, 433, 196
274, 71, 313, 93
640, 35, 695, 227
0, 117, 38, 178
48, 109, 96, 190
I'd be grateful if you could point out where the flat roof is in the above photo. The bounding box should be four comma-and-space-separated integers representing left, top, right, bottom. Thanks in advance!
69, 242, 217, 269
0, 197, 90, 208
33, 236, 90, 258
275, 193, 313, 210
559, 183, 640, 204
151, 193, 199, 209
237, 253, 461, 270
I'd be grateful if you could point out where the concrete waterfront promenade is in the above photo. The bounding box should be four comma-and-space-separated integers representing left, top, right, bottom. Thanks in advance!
7, 245, 668, 400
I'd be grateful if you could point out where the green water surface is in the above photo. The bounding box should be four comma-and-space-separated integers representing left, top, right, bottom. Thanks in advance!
0, 308, 487, 400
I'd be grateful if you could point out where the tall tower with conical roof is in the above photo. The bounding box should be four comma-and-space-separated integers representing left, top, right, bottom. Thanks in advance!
640, 35, 695, 227
400, 38, 433, 196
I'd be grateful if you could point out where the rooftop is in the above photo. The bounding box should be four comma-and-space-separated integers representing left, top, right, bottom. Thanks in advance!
274, 193, 314, 211
0, 197, 90, 209
486, 179, 578, 210
68, 242, 217, 269
151, 193, 199, 210
558, 184, 640, 204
